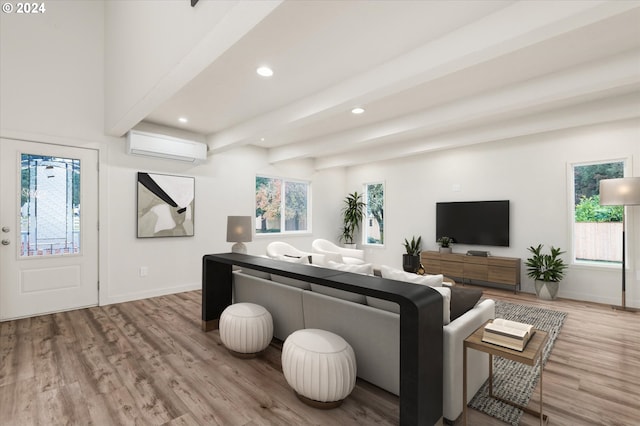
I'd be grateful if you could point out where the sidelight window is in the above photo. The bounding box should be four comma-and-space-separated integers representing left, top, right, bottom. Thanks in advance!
364, 182, 384, 245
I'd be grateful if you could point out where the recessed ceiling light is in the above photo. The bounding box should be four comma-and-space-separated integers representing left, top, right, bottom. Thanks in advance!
178, 117, 188, 123
256, 66, 274, 77
351, 107, 365, 114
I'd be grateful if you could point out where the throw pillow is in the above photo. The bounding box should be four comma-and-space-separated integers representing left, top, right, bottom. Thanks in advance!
309, 253, 326, 266
380, 265, 443, 287
322, 251, 344, 264
326, 261, 374, 275
449, 286, 483, 321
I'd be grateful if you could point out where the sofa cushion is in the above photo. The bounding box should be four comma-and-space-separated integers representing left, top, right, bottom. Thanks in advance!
233, 271, 305, 340
449, 286, 483, 321
238, 268, 271, 279
366, 286, 451, 325
270, 274, 311, 290
364, 297, 398, 314
380, 265, 443, 287
326, 261, 374, 275
309, 261, 374, 304
309, 284, 367, 304
269, 255, 313, 289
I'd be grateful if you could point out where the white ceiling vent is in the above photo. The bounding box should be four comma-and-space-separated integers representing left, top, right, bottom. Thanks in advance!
126, 130, 207, 163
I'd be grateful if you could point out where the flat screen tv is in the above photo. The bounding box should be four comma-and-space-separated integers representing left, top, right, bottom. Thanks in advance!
436, 200, 509, 247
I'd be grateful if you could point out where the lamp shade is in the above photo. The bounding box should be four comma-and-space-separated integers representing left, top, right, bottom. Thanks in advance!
599, 177, 640, 206
226, 216, 252, 242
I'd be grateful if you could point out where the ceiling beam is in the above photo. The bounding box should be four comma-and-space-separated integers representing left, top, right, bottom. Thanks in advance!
268, 50, 640, 163
207, 1, 639, 153
313, 91, 640, 170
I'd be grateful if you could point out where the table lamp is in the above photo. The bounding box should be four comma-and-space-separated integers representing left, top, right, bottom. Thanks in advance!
226, 216, 252, 254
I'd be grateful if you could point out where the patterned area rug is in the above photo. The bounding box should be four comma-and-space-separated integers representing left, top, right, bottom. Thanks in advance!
468, 300, 567, 425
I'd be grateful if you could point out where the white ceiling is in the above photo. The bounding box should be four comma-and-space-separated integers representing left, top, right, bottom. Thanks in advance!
143, 0, 640, 170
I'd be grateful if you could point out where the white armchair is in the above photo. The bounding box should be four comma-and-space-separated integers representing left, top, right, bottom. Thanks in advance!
311, 239, 366, 265
266, 241, 310, 259
265, 241, 326, 265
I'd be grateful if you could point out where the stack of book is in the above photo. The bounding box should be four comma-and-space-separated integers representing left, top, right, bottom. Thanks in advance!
482, 318, 535, 351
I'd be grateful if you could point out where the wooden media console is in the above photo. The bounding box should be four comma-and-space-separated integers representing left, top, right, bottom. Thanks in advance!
421, 251, 521, 292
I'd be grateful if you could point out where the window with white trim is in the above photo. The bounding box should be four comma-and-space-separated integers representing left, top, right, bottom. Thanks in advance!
255, 176, 310, 234
364, 182, 384, 245
570, 159, 625, 264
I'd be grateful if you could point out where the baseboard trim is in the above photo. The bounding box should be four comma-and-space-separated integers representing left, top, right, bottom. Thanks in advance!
101, 282, 200, 306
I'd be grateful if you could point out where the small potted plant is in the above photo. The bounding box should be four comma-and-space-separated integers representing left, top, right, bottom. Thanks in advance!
525, 244, 568, 300
402, 235, 422, 273
339, 192, 365, 248
437, 237, 454, 254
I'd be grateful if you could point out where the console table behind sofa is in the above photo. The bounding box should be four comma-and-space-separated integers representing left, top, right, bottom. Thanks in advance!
202, 253, 443, 425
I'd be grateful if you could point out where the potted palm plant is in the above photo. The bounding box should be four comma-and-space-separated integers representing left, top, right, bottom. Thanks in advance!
525, 244, 568, 300
402, 235, 422, 273
339, 192, 365, 248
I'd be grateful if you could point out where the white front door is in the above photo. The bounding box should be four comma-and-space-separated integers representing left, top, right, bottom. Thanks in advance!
0, 139, 99, 320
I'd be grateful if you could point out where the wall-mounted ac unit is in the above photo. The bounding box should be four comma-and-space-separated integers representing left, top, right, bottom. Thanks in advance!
126, 130, 208, 163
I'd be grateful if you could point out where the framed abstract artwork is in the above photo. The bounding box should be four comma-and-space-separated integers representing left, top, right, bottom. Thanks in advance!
137, 172, 195, 238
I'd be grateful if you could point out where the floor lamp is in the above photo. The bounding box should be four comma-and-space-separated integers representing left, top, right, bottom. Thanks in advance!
226, 216, 252, 254
599, 177, 640, 311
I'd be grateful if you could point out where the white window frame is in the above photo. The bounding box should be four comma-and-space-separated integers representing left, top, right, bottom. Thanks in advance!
567, 156, 630, 268
363, 181, 385, 247
255, 175, 312, 236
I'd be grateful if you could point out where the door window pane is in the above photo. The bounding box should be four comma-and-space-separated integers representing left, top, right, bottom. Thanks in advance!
21, 154, 80, 256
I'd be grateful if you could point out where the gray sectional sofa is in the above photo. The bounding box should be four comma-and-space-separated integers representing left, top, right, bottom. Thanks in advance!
232, 264, 495, 423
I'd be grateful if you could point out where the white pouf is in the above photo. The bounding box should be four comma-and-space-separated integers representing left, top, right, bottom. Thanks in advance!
219, 303, 273, 358
282, 329, 357, 409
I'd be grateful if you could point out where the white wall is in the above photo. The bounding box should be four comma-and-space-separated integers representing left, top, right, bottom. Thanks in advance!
347, 118, 640, 307
105, 142, 345, 305
0, 0, 105, 142
0, 0, 344, 307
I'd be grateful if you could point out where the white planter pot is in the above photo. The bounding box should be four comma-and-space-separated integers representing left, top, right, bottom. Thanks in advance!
535, 280, 559, 300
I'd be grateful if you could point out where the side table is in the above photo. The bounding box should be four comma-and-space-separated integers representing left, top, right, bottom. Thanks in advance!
463, 320, 549, 426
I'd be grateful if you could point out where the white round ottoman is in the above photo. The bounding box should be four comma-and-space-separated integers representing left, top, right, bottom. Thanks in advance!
219, 303, 273, 358
282, 329, 357, 409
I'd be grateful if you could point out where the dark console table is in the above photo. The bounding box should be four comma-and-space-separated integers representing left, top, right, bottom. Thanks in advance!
202, 253, 443, 426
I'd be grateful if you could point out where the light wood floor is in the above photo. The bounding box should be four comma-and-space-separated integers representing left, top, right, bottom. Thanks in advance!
0, 287, 638, 425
